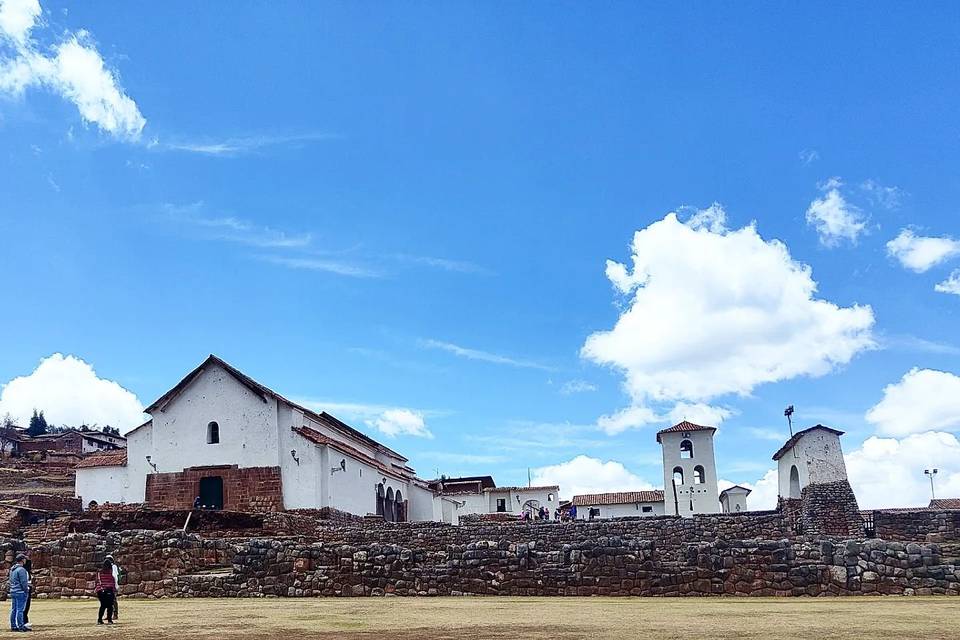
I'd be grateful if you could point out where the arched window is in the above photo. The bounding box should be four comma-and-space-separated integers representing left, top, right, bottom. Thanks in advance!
376, 483, 385, 517
395, 490, 404, 523
672, 466, 684, 485
789, 465, 801, 499
680, 440, 693, 459
693, 465, 705, 485
386, 487, 395, 522
207, 421, 220, 444
547, 493, 555, 502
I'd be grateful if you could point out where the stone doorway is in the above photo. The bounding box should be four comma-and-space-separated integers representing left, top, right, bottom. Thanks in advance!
199, 476, 224, 510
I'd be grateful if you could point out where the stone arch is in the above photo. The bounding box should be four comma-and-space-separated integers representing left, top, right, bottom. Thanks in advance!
680, 439, 693, 459
395, 490, 404, 523
376, 483, 385, 517
672, 466, 684, 485
693, 465, 705, 485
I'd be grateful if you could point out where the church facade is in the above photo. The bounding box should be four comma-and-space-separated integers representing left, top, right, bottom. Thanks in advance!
75, 355, 442, 521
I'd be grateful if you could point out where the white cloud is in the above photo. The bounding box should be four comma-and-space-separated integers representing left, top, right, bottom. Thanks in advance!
420, 339, 556, 372
531, 455, 656, 498
886, 229, 960, 273
743, 427, 789, 442
258, 255, 381, 278
0, 0, 40, 46
666, 402, 732, 426
935, 269, 960, 296
296, 399, 437, 439
0, 0, 145, 140
394, 254, 493, 276
864, 368, 960, 436
805, 178, 868, 246
365, 408, 432, 439
861, 179, 904, 210
152, 132, 339, 156
583, 207, 875, 434
845, 432, 960, 509
559, 379, 597, 395
0, 353, 145, 430
798, 149, 820, 165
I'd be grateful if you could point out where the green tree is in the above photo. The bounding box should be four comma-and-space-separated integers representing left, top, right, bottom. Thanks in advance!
27, 409, 49, 437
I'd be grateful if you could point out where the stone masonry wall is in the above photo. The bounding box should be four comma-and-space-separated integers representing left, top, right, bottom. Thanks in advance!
145, 465, 283, 512
873, 510, 960, 542
3, 528, 958, 599
800, 481, 863, 537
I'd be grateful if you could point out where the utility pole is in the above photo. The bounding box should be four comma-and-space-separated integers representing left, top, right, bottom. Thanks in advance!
784, 405, 795, 437
925, 469, 939, 500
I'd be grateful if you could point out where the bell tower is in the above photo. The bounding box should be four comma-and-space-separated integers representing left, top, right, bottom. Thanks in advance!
657, 421, 720, 516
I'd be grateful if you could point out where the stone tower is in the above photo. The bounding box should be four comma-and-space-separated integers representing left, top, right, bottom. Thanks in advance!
657, 421, 720, 516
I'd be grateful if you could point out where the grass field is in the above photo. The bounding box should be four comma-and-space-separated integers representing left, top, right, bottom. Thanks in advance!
12, 596, 960, 639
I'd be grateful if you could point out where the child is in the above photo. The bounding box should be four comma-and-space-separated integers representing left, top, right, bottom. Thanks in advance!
94, 560, 116, 625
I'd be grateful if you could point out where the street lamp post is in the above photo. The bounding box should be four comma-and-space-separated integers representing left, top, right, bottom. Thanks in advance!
924, 468, 938, 501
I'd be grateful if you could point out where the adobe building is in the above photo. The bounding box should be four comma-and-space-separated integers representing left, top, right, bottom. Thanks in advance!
427, 475, 560, 518
570, 490, 666, 519
74, 355, 443, 521
719, 485, 751, 513
772, 425, 847, 499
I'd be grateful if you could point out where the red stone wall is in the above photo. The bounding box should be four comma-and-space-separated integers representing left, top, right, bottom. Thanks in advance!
24, 494, 82, 513
145, 465, 283, 512
20, 432, 83, 454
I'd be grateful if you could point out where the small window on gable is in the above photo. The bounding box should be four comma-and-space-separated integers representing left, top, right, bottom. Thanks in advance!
207, 421, 220, 445
547, 493, 554, 502
680, 439, 693, 459
693, 465, 705, 485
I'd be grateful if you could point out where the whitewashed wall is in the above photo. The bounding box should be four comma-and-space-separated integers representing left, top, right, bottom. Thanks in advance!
777, 430, 847, 499
661, 430, 720, 516
576, 500, 665, 519
76, 465, 129, 506
407, 483, 437, 522
720, 490, 749, 513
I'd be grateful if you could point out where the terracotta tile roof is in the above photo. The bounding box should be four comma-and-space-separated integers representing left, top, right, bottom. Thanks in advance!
571, 490, 665, 506
655, 421, 716, 443
145, 355, 407, 462
75, 450, 127, 468
487, 485, 559, 493
772, 424, 845, 461
292, 426, 411, 482
929, 498, 960, 509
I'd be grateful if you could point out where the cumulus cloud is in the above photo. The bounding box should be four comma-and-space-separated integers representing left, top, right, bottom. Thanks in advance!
0, 353, 145, 430
845, 432, 960, 509
864, 368, 960, 436
935, 269, 960, 296
0, 0, 145, 139
886, 229, 960, 273
583, 206, 875, 434
365, 408, 432, 439
531, 455, 656, 498
805, 178, 868, 246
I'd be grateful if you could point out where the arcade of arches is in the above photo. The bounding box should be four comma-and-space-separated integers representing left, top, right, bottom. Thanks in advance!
375, 483, 407, 523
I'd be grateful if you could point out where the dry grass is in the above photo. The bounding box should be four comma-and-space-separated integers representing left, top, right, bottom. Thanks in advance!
13, 596, 960, 639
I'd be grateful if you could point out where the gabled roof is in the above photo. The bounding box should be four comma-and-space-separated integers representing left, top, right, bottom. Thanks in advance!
487, 485, 559, 493
719, 484, 752, 497
292, 426, 413, 482
655, 421, 716, 443
772, 424, 845, 461
427, 476, 497, 492
145, 355, 406, 462
124, 419, 153, 437
75, 449, 127, 469
571, 490, 665, 506
929, 498, 960, 510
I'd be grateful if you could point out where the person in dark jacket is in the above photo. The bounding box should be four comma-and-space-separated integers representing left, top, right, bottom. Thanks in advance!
8, 553, 29, 632
21, 558, 33, 630
94, 560, 116, 625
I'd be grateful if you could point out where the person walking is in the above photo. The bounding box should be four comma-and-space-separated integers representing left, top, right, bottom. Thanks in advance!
105, 555, 120, 621
94, 560, 116, 625
8, 553, 29, 632
21, 558, 33, 631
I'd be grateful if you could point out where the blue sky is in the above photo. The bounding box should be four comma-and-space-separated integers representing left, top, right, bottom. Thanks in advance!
2, 1, 960, 509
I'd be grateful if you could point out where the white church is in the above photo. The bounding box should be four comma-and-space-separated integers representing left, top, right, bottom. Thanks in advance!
75, 355, 457, 522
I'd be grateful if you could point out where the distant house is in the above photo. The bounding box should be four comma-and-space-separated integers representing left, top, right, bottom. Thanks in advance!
20, 430, 121, 456
570, 491, 665, 520
0, 426, 28, 457
428, 475, 559, 518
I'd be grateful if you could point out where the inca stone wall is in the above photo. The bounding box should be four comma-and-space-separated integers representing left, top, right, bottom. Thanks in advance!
145, 465, 283, 512
873, 510, 960, 543
2, 511, 959, 599
799, 481, 863, 537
